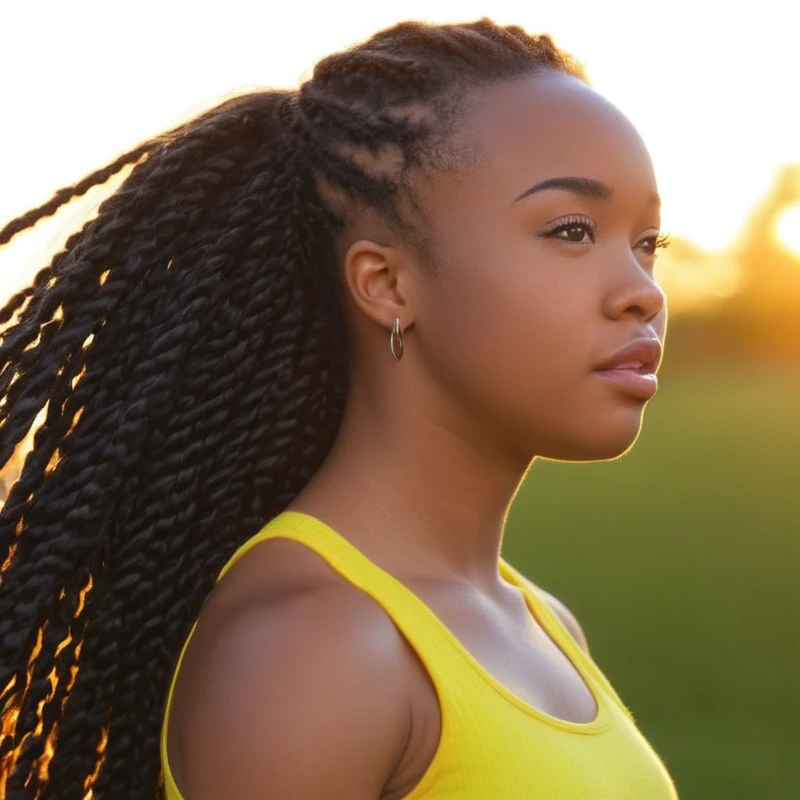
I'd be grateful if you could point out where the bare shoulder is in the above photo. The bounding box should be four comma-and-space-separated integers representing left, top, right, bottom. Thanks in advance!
166, 538, 413, 800
517, 573, 590, 655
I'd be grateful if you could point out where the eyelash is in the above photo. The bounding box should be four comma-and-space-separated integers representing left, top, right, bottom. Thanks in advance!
543, 216, 597, 244
543, 216, 671, 256
649, 233, 672, 254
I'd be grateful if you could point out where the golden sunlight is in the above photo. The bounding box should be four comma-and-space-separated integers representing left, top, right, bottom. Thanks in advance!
775, 203, 800, 258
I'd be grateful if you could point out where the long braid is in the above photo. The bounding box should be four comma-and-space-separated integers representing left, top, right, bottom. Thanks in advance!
0, 18, 581, 798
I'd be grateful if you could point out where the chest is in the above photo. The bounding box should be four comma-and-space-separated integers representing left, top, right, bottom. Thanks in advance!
382, 588, 601, 799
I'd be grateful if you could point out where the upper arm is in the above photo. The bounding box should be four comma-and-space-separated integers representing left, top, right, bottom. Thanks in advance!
168, 585, 412, 800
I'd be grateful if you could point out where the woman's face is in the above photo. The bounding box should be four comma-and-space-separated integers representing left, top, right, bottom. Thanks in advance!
411, 70, 667, 463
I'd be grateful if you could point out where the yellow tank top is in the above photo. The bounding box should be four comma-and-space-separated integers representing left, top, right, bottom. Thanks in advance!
160, 510, 679, 799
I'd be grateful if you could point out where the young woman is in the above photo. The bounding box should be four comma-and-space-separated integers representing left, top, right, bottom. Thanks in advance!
0, 17, 679, 799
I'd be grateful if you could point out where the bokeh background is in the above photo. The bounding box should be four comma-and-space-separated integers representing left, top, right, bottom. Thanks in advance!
1, 2, 798, 797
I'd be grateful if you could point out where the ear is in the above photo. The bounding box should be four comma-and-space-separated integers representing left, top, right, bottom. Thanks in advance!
342, 238, 414, 333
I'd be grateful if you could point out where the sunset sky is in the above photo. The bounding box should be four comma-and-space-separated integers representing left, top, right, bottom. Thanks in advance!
1, 0, 798, 304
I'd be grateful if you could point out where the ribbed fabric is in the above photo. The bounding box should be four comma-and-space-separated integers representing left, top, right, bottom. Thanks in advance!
160, 510, 679, 798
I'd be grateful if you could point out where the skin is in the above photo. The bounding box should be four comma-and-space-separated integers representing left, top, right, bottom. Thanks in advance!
167, 70, 666, 799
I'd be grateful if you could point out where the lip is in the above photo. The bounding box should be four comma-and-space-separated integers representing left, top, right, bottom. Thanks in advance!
593, 337, 662, 400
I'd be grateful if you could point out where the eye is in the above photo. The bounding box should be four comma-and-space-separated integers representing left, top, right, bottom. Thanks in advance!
543, 216, 596, 244
638, 232, 671, 256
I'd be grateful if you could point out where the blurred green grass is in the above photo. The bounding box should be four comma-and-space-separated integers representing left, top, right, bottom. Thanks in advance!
503, 361, 800, 799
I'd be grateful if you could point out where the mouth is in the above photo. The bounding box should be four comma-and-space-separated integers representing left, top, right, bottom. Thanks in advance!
593, 339, 662, 400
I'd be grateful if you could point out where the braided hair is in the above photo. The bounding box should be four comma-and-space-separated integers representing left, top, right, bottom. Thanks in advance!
0, 18, 583, 799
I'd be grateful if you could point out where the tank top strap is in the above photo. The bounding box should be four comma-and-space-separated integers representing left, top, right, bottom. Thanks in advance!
498, 558, 638, 726
217, 510, 470, 671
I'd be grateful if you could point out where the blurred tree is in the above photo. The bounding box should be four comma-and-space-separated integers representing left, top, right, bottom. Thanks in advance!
663, 164, 800, 365
726, 164, 800, 359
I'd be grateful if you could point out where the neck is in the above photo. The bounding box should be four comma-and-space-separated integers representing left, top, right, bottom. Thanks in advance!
288, 366, 534, 592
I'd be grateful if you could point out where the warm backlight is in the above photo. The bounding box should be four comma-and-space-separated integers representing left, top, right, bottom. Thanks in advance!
775, 204, 800, 258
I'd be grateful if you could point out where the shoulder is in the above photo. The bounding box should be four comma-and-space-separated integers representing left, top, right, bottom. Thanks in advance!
516, 572, 590, 655
166, 537, 413, 800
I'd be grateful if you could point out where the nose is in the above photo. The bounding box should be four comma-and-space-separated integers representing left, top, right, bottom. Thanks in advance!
602, 254, 666, 324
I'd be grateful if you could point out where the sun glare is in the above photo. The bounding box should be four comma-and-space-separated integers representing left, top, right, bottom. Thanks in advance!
775, 204, 800, 258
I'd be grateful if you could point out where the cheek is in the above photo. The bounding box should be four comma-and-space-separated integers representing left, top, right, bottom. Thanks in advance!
418, 232, 595, 413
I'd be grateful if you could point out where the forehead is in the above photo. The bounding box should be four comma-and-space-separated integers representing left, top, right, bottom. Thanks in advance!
430, 71, 657, 208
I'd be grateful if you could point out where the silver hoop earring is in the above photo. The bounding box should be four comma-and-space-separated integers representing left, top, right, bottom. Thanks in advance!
390, 316, 404, 361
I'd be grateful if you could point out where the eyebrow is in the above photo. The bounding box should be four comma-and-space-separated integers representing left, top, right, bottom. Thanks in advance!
513, 175, 662, 208
513, 176, 613, 203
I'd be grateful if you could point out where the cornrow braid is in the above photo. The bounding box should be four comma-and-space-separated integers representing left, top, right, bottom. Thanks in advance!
0, 17, 582, 798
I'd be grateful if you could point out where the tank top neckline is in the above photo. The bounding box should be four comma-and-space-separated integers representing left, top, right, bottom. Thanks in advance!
272, 509, 610, 735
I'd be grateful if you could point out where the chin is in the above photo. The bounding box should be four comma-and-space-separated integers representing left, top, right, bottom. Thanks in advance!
539, 412, 645, 463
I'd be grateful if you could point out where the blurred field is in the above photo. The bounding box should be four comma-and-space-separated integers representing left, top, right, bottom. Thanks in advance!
503, 360, 799, 799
